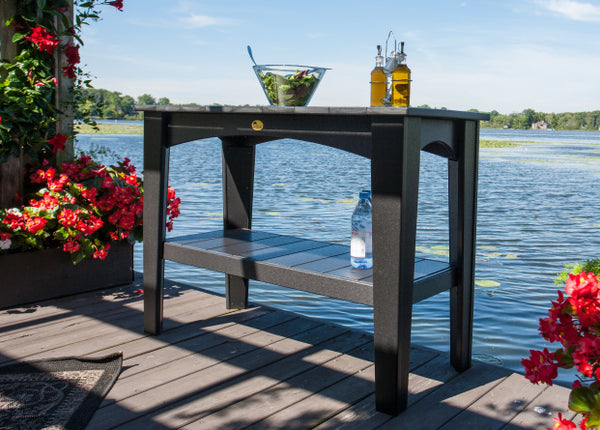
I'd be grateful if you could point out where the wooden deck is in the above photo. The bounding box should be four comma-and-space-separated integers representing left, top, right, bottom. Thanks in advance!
0, 274, 576, 429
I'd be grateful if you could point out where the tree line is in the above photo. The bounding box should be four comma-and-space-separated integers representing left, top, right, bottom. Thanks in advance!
78, 89, 600, 131
483, 108, 600, 131
422, 106, 600, 131
75, 89, 169, 120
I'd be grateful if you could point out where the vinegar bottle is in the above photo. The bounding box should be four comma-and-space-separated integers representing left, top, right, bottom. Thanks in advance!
391, 42, 411, 107
370, 45, 386, 107
351, 190, 373, 269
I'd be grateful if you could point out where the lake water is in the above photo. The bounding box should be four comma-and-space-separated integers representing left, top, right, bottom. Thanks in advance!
76, 127, 600, 383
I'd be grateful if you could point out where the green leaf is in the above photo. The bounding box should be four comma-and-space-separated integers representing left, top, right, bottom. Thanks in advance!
54, 228, 70, 240
585, 408, 600, 428
12, 33, 24, 43
569, 386, 600, 414
71, 250, 86, 265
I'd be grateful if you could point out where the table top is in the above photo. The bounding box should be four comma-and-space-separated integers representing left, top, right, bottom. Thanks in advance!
135, 105, 490, 121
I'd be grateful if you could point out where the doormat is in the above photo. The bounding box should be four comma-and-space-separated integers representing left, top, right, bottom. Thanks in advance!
0, 352, 122, 430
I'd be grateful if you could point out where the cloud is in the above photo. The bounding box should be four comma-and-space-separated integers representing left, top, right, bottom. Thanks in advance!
535, 0, 600, 22
179, 14, 239, 28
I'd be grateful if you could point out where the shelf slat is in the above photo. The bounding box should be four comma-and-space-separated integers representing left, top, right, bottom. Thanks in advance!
164, 229, 454, 306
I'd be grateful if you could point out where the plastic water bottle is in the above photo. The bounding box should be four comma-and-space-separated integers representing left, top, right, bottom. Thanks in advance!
351, 190, 373, 269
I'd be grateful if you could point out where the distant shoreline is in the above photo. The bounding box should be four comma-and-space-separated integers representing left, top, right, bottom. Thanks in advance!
75, 123, 143, 135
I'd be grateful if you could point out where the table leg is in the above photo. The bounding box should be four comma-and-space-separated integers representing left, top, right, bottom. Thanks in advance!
222, 137, 256, 309
371, 118, 421, 415
449, 120, 478, 371
143, 113, 170, 335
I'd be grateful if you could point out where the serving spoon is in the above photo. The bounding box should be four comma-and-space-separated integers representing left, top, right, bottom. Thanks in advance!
247, 45, 257, 66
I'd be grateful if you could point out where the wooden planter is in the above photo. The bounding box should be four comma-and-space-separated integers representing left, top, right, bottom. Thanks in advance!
0, 241, 134, 309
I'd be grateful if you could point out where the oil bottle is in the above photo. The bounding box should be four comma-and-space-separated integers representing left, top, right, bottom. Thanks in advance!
391, 42, 411, 107
370, 45, 386, 107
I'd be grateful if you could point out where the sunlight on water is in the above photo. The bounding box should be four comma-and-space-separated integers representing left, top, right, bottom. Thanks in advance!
76, 128, 600, 383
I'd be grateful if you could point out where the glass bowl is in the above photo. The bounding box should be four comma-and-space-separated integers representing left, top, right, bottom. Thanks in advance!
252, 65, 329, 106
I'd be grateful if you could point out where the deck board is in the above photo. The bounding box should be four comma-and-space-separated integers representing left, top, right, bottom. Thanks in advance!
0, 275, 573, 429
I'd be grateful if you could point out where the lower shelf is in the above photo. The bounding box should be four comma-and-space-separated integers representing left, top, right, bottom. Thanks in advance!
163, 229, 455, 306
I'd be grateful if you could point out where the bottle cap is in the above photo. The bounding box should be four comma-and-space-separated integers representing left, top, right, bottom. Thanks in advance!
397, 41, 407, 63
375, 45, 383, 65
359, 190, 371, 199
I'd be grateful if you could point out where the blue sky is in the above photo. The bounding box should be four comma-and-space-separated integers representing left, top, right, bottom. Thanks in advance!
80, 0, 600, 113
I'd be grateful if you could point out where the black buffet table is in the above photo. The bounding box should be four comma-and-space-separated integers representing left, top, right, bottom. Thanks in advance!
136, 105, 489, 415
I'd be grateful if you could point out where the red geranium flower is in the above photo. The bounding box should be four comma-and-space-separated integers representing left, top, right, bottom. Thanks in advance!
93, 247, 108, 260
565, 272, 600, 300
24, 26, 59, 55
101, 176, 115, 189
48, 134, 67, 153
122, 157, 135, 174
58, 208, 81, 228
551, 413, 578, 430
25, 217, 47, 234
108, 0, 124, 11
118, 212, 135, 230
30, 169, 45, 184
43, 167, 56, 181
48, 174, 69, 192
521, 348, 558, 385
2, 211, 25, 230
63, 239, 81, 253
80, 187, 98, 202
29, 192, 59, 210
63, 42, 80, 78
124, 174, 138, 186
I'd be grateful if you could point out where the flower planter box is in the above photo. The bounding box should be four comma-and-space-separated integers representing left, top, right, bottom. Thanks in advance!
0, 241, 134, 309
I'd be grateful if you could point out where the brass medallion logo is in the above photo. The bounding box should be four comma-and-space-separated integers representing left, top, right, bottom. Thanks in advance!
251, 120, 263, 131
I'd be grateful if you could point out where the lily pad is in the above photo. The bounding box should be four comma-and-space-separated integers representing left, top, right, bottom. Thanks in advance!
298, 197, 331, 203
482, 252, 503, 259
475, 279, 501, 288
